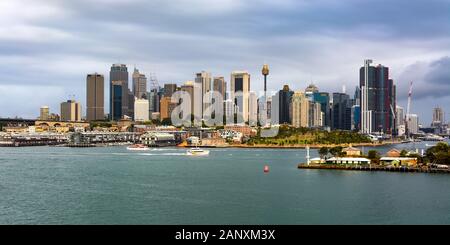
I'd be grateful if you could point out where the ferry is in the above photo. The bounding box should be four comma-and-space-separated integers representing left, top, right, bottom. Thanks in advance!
126, 144, 150, 151
186, 147, 210, 156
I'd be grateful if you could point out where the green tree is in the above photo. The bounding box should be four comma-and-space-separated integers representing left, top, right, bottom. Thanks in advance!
367, 150, 380, 160
329, 146, 343, 157
318, 147, 329, 159
400, 149, 408, 157
426, 142, 450, 164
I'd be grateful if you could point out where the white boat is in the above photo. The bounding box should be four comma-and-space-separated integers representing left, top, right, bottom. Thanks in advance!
186, 147, 210, 156
126, 144, 150, 151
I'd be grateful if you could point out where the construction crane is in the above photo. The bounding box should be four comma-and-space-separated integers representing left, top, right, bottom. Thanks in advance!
405, 81, 413, 140
390, 103, 396, 139
149, 73, 160, 91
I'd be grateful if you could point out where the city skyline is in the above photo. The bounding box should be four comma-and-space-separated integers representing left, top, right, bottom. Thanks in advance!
0, 0, 449, 124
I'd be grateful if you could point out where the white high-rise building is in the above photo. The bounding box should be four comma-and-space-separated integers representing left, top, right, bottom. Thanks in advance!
224, 99, 234, 120
230, 71, 250, 122
396, 106, 405, 127
195, 71, 212, 118
360, 59, 373, 134
408, 114, 419, 134
134, 98, 149, 122
248, 92, 258, 126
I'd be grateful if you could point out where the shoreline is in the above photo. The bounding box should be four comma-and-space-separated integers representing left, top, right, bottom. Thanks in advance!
297, 163, 450, 174
227, 141, 401, 149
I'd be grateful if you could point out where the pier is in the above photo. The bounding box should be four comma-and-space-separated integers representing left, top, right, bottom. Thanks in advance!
298, 164, 450, 174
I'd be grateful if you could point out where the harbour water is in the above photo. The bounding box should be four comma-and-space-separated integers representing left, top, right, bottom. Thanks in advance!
1, 141, 450, 224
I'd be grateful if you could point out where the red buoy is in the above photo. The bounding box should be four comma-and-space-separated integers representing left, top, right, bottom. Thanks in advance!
264, 165, 270, 173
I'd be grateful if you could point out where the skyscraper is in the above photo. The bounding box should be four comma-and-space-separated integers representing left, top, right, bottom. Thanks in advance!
313, 92, 330, 128
61, 100, 82, 122
148, 87, 160, 113
248, 91, 258, 126
277, 85, 293, 124
40, 106, 49, 120
359, 59, 396, 134
181, 81, 194, 117
134, 98, 149, 122
309, 101, 323, 128
110, 64, 129, 120
132, 68, 147, 99
194, 71, 212, 118
86, 73, 104, 121
164, 83, 178, 98
396, 106, 404, 127
230, 71, 250, 122
408, 114, 419, 134
332, 93, 352, 130
291, 91, 309, 128
213, 77, 226, 100
432, 107, 444, 126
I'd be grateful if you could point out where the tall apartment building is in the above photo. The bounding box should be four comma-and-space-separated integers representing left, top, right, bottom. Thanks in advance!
86, 73, 104, 121
61, 100, 82, 122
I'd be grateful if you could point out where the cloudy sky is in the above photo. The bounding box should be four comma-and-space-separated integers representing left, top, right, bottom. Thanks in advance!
0, 0, 449, 125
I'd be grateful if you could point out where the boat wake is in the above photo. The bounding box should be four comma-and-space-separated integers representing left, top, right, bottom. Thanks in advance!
139, 153, 186, 156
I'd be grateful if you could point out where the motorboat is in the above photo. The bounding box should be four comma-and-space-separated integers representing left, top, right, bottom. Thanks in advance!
126, 144, 150, 151
186, 147, 210, 156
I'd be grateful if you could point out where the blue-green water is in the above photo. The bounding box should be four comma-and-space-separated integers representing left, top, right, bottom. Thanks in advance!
1, 142, 450, 224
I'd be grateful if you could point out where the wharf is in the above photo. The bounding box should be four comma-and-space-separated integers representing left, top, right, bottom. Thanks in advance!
298, 164, 450, 174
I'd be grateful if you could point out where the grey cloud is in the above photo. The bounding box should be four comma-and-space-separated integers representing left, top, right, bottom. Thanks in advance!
0, 0, 449, 119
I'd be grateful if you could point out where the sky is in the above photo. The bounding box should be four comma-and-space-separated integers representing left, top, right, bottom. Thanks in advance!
0, 0, 449, 125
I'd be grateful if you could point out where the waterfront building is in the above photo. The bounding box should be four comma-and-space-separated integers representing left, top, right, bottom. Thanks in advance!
60, 100, 82, 122
195, 71, 212, 117
248, 91, 258, 126
213, 77, 226, 100
39, 106, 49, 120
134, 98, 149, 122
230, 71, 250, 122
342, 146, 362, 156
110, 64, 129, 120
408, 114, 419, 134
332, 93, 352, 130
291, 91, 309, 128
277, 85, 293, 125
86, 73, 104, 121
325, 157, 371, 165
140, 132, 176, 147
224, 124, 256, 137
380, 157, 418, 167
359, 59, 396, 135
132, 68, 147, 99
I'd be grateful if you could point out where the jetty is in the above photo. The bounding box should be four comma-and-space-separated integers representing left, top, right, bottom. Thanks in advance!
298, 164, 450, 174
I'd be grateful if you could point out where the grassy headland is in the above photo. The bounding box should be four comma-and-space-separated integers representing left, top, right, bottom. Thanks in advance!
245, 125, 375, 148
